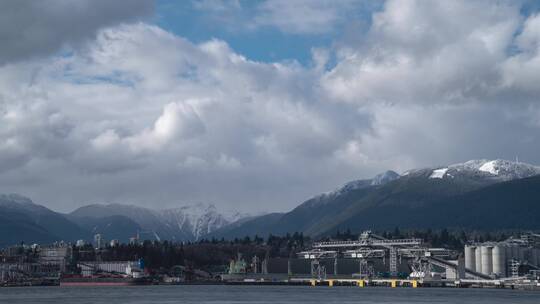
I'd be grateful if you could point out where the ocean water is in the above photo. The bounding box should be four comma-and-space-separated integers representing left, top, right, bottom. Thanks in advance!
0, 285, 538, 304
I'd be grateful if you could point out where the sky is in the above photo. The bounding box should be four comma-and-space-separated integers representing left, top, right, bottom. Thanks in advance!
1, 0, 540, 213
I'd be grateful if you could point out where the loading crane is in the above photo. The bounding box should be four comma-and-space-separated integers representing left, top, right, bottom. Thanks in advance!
301, 230, 492, 280
297, 250, 337, 279
312, 231, 422, 276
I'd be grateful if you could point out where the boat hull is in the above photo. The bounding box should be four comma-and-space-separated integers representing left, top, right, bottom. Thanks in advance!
60, 277, 151, 286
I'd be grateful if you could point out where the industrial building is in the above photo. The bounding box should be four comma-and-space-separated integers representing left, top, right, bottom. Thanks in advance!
465, 233, 540, 278
94, 234, 104, 249
78, 261, 141, 277
39, 243, 73, 273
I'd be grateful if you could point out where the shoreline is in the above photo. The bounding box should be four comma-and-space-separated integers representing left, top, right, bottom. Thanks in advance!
3, 279, 540, 291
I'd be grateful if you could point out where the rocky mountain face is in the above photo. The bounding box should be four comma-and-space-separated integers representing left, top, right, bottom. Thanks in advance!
69, 202, 250, 242
156, 203, 250, 241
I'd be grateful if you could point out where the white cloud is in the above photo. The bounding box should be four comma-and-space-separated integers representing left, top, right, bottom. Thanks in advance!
515, 13, 540, 52
323, 0, 524, 105
180, 156, 208, 169
91, 129, 121, 151
216, 153, 241, 170
0, 0, 153, 65
0, 23, 364, 211
1, 1, 540, 213
126, 101, 206, 152
500, 13, 540, 95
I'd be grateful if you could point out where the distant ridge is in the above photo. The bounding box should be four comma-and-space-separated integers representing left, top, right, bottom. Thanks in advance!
0, 194, 90, 247
0, 196, 252, 247
210, 159, 540, 238
69, 202, 252, 241
2, 159, 540, 246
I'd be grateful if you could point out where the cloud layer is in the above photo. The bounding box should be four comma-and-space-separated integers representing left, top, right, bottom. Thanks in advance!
0, 0, 539, 212
0, 0, 153, 65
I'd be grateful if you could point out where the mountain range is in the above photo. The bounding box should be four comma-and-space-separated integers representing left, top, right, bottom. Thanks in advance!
0, 194, 91, 247
209, 159, 540, 238
0, 196, 249, 247
68, 203, 249, 242
1, 159, 540, 247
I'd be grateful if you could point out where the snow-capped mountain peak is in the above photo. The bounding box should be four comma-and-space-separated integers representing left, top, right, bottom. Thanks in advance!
479, 160, 499, 175
0, 193, 35, 206
159, 203, 250, 241
429, 168, 449, 179
70, 202, 251, 242
309, 170, 401, 206
371, 170, 400, 185
427, 159, 540, 181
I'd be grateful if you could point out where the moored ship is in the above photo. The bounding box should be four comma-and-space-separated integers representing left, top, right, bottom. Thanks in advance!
60, 274, 153, 286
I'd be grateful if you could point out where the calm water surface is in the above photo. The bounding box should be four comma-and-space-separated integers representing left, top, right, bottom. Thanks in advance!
0, 285, 539, 304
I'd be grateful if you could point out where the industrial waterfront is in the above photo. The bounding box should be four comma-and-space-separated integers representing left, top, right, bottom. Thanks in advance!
222, 231, 540, 290
2, 230, 539, 290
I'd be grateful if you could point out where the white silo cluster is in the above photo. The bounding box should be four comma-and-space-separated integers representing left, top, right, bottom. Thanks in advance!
465, 239, 540, 278
480, 245, 493, 275
492, 245, 505, 276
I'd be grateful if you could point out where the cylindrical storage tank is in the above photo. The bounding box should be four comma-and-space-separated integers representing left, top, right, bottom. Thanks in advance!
524, 248, 532, 263
481, 246, 493, 276
511, 245, 519, 261
531, 249, 538, 266
492, 245, 506, 277
528, 248, 534, 263
518, 247, 526, 262
505, 246, 513, 264
465, 245, 476, 272
475, 246, 483, 274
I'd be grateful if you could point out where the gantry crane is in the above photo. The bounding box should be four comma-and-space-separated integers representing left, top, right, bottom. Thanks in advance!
312, 231, 422, 276
297, 249, 338, 279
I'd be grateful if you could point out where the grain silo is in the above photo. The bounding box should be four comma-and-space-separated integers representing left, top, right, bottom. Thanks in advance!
519, 247, 527, 261
511, 245, 519, 261
480, 246, 493, 276
492, 245, 506, 277
464, 245, 476, 272
475, 246, 483, 274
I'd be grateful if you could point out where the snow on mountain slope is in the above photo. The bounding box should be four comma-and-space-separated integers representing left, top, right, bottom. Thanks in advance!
71, 202, 252, 241
371, 170, 400, 185
426, 159, 540, 181
159, 203, 239, 241
429, 168, 449, 179
479, 161, 499, 175
67, 159, 539, 241
309, 159, 539, 208
305, 170, 400, 208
